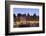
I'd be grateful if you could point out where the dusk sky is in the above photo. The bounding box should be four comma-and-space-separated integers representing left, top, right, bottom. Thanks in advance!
13, 8, 39, 16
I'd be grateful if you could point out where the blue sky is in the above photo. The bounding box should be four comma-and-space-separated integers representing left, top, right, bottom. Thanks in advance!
13, 8, 39, 16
